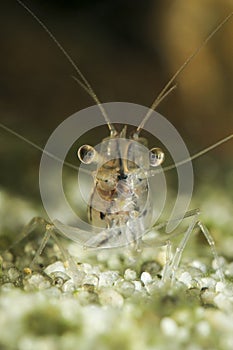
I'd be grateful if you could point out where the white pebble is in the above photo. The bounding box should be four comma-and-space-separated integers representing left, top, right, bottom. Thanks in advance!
212, 256, 225, 270
190, 260, 207, 273
216, 282, 233, 297
124, 268, 137, 281
140, 271, 152, 285
24, 274, 50, 291
160, 317, 178, 336
8, 267, 20, 281
62, 280, 76, 293
201, 289, 216, 305
79, 263, 93, 274
199, 277, 216, 289
44, 261, 66, 276
145, 281, 159, 295
178, 271, 192, 287
225, 262, 233, 277
98, 271, 119, 288
133, 280, 142, 291
82, 274, 99, 287
215, 281, 225, 293
196, 321, 210, 337
1, 283, 15, 292
116, 280, 135, 297
99, 289, 124, 308
214, 293, 233, 311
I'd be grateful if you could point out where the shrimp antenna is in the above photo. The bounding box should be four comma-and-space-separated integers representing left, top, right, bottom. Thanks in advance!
147, 134, 233, 177
136, 12, 233, 135
0, 122, 91, 175
15, 0, 117, 136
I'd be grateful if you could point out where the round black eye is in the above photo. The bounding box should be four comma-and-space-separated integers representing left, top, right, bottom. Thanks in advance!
77, 145, 96, 164
149, 148, 165, 167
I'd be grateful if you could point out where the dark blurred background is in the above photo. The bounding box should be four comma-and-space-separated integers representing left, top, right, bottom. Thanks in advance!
0, 0, 232, 202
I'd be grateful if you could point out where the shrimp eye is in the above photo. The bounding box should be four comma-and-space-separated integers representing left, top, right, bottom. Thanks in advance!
77, 145, 96, 164
149, 147, 165, 167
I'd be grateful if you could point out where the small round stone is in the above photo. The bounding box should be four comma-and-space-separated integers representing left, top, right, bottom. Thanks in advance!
124, 268, 137, 281
212, 257, 225, 271
24, 273, 50, 291
215, 281, 225, 293
200, 289, 216, 306
62, 280, 76, 293
44, 261, 66, 276
196, 321, 210, 337
82, 274, 99, 287
140, 271, 152, 285
98, 271, 119, 288
178, 272, 192, 288
99, 289, 124, 308
160, 317, 178, 337
189, 260, 207, 273
8, 267, 20, 282
133, 280, 143, 292
115, 280, 135, 298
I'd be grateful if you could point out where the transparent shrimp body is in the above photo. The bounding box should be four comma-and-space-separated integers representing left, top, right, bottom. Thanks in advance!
77, 126, 164, 248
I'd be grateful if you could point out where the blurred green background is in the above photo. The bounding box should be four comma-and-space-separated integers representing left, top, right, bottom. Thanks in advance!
0, 0, 232, 203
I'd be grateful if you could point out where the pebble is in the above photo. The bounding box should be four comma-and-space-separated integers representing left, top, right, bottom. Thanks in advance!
199, 277, 217, 290
212, 257, 225, 271
1, 282, 15, 292
178, 271, 192, 288
82, 274, 99, 287
214, 293, 233, 312
124, 268, 137, 281
115, 280, 135, 298
160, 317, 178, 337
99, 289, 124, 308
98, 271, 119, 288
62, 280, 76, 293
44, 261, 66, 276
78, 290, 98, 306
8, 267, 20, 282
133, 280, 143, 292
225, 262, 233, 277
189, 260, 207, 273
24, 274, 50, 291
196, 321, 210, 337
200, 289, 216, 306
79, 263, 93, 274
140, 271, 152, 285
215, 281, 225, 293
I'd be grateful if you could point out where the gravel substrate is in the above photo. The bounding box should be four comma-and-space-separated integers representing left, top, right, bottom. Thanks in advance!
0, 186, 233, 350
